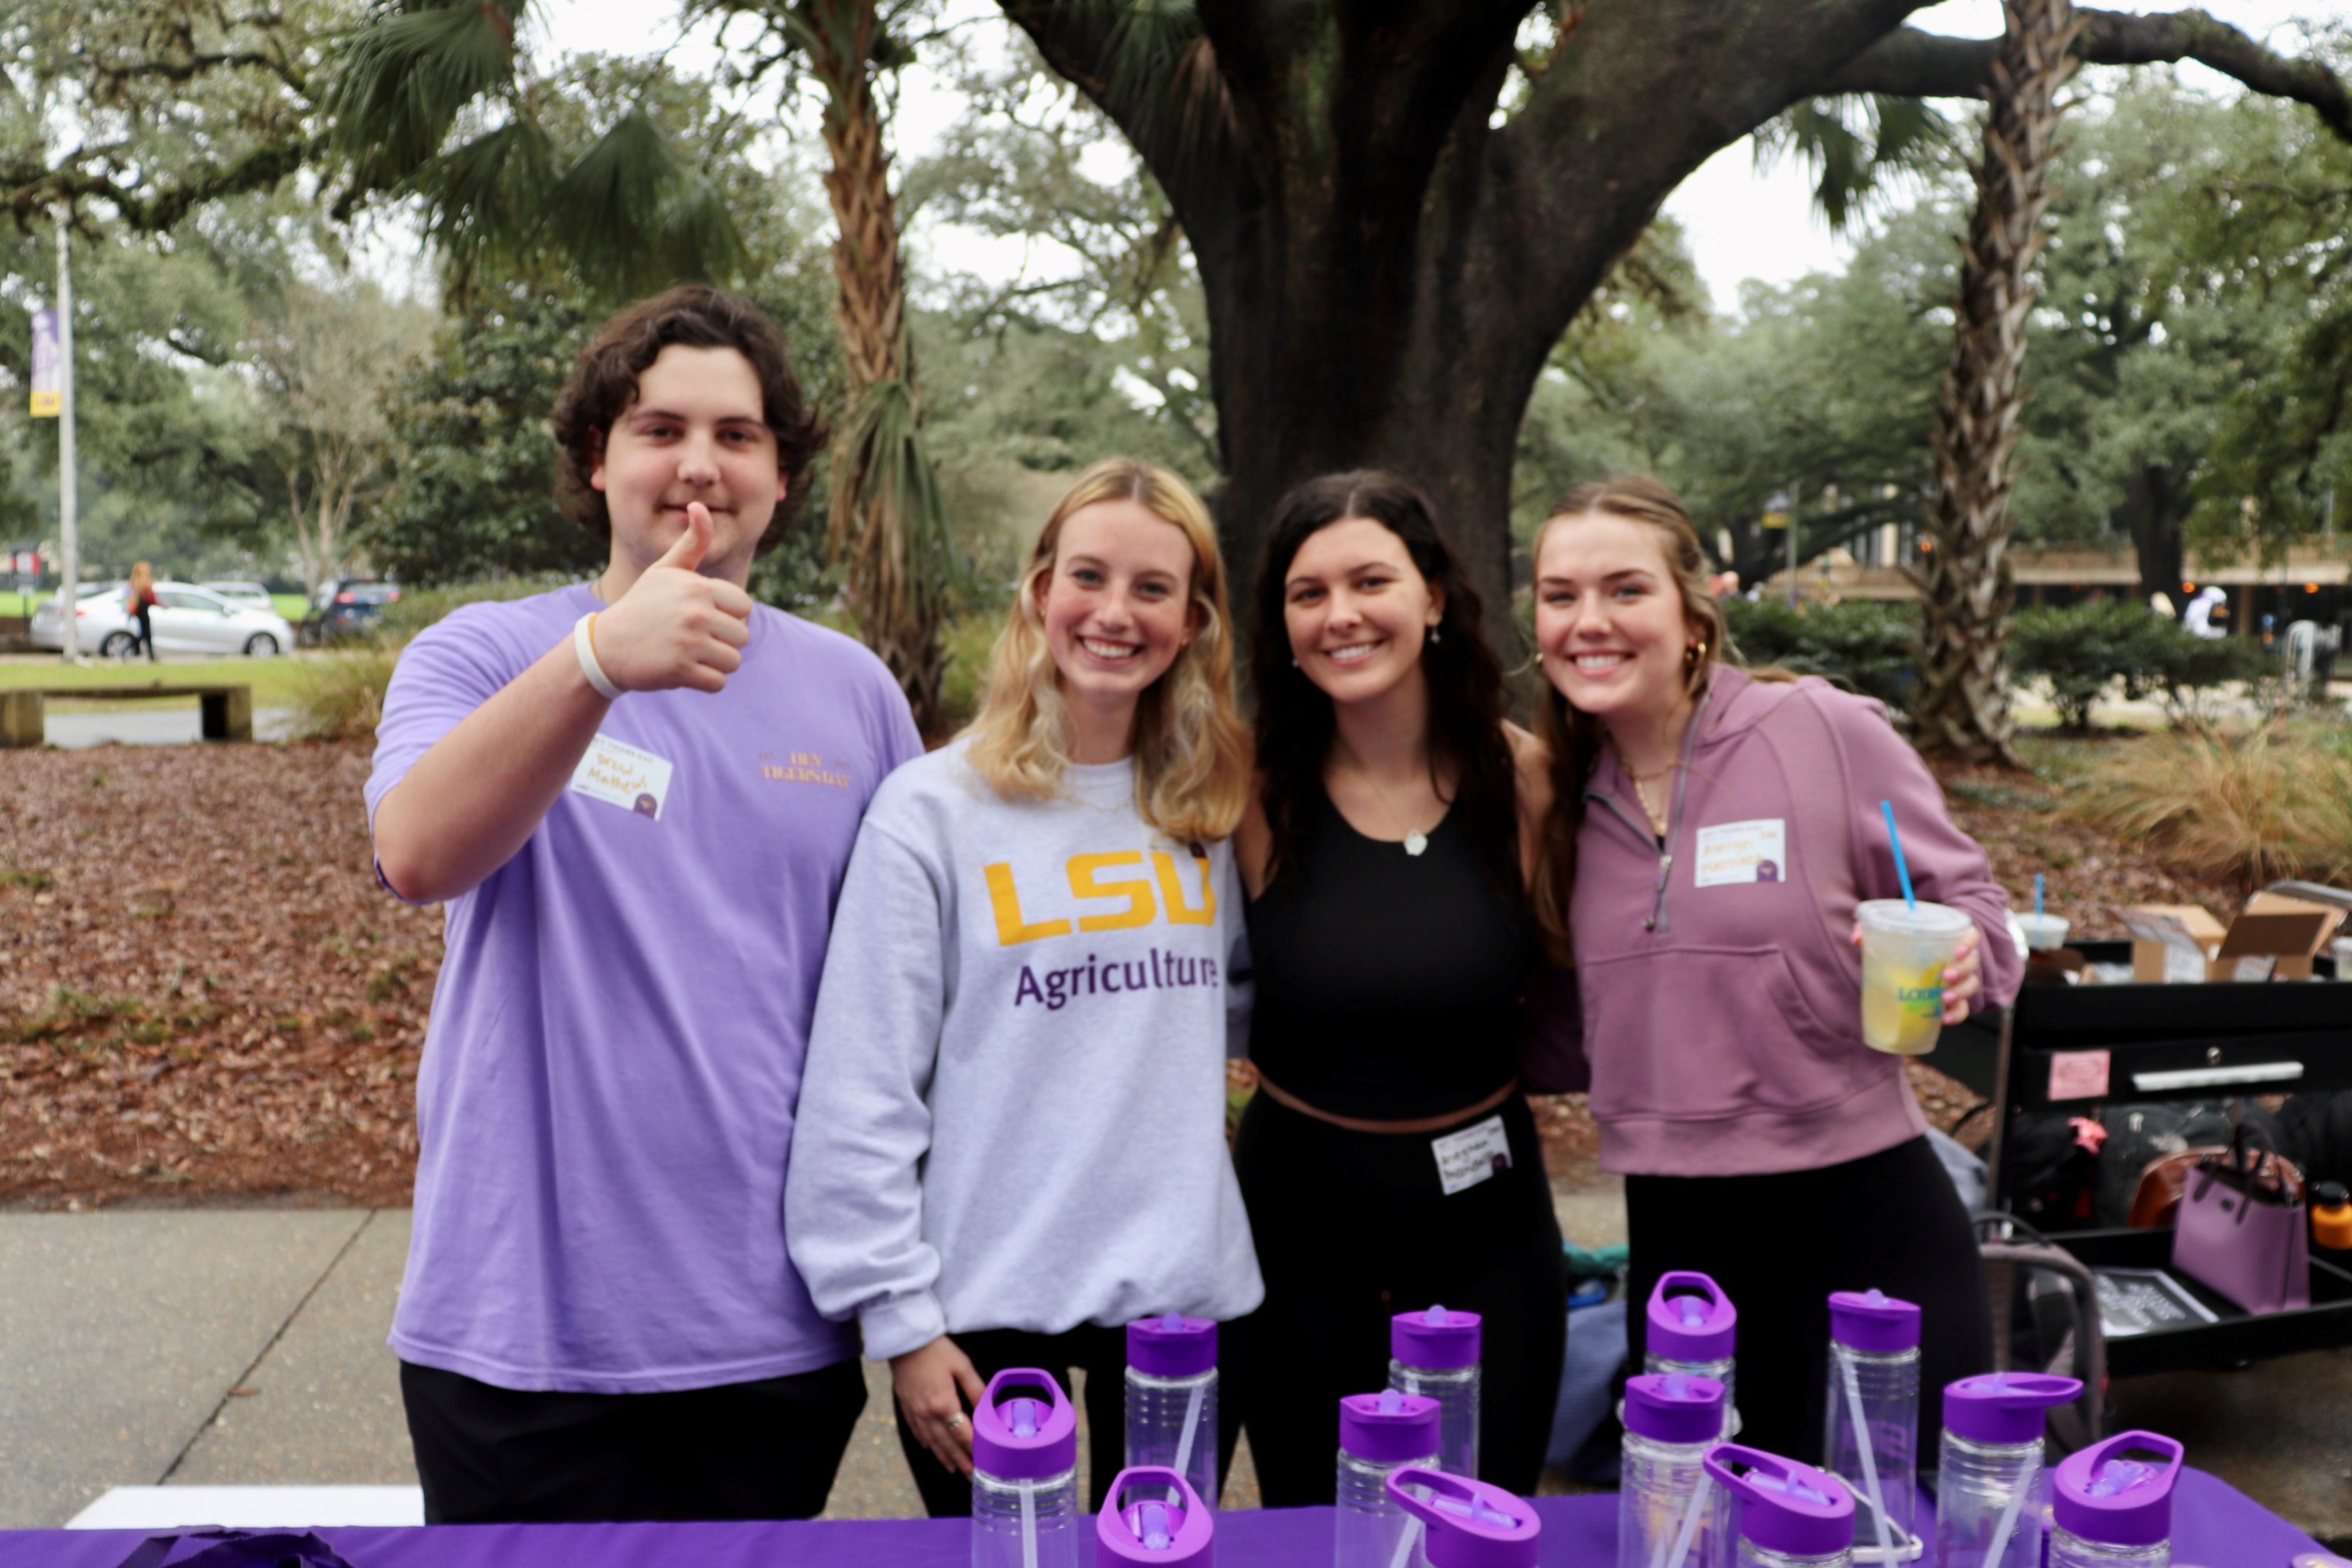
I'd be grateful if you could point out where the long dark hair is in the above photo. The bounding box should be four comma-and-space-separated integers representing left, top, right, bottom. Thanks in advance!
1250, 470, 1519, 891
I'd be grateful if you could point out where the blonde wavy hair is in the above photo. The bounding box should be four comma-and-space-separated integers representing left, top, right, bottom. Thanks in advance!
963, 457, 1251, 843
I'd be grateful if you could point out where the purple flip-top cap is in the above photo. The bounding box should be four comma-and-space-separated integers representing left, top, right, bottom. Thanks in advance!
1392, 1305, 1482, 1370
1703, 1444, 1855, 1559
1943, 1372, 2083, 1445
1096, 1466, 1214, 1567
2053, 1430, 2184, 1548
1645, 1272, 1736, 1363
1828, 1288, 1920, 1353
1128, 1314, 1218, 1379
1338, 1389, 1440, 1464
1384, 1468, 1541, 1568
1622, 1372, 1726, 1445
972, 1367, 1078, 1482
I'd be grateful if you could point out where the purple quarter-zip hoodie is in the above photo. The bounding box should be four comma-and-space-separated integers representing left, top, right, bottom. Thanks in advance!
1566, 664, 2021, 1177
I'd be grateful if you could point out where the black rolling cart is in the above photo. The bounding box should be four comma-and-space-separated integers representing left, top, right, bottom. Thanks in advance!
1935, 883, 2352, 1378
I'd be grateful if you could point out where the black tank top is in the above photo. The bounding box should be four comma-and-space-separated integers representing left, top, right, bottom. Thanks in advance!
1245, 785, 1533, 1120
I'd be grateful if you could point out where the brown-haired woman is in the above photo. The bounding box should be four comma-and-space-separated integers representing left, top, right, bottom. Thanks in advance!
1527, 475, 2020, 1462
1232, 470, 1565, 1502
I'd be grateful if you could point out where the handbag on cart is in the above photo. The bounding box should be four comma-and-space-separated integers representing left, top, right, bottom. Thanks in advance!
2127, 1142, 2303, 1229
2170, 1121, 2311, 1315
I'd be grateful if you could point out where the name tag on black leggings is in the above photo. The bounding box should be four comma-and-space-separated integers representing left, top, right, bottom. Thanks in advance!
1432, 1114, 1512, 1195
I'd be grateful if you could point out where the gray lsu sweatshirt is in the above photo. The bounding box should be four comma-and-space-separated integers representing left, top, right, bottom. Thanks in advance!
784, 739, 1264, 1362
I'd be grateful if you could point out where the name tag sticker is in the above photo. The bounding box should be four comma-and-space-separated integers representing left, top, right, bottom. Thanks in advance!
1431, 1114, 1514, 1196
1694, 818, 1788, 887
569, 734, 674, 820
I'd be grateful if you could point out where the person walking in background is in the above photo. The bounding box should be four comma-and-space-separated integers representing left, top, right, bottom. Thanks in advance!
125, 561, 158, 661
1231, 470, 1565, 1503
1525, 475, 2019, 1460
365, 286, 922, 1524
786, 457, 1261, 1514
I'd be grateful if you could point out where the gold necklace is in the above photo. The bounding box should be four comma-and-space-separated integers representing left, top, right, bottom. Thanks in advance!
1619, 751, 1673, 837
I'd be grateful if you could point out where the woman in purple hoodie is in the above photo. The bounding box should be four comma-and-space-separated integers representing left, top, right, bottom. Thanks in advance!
1528, 476, 2022, 1462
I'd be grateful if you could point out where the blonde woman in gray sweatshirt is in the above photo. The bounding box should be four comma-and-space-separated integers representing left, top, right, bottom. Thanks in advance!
786, 457, 1262, 1516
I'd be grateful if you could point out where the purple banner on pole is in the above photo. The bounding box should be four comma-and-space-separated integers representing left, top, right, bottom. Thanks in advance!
29, 309, 59, 417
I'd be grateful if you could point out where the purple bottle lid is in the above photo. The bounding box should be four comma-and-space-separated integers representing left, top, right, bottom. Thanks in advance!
1645, 1272, 1737, 1363
1128, 1314, 1218, 1379
1391, 1305, 1482, 1370
1827, 1288, 1920, 1353
1703, 1444, 1855, 1559
1943, 1372, 2083, 1445
2053, 1430, 2184, 1548
1337, 1388, 1440, 1465
1622, 1372, 1726, 1446
1095, 1467, 1214, 1567
972, 1367, 1078, 1482
1384, 1468, 1541, 1568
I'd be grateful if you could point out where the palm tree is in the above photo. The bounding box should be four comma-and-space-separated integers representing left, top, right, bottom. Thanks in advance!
323, 0, 958, 734
1913, 0, 2082, 764
709, 0, 956, 734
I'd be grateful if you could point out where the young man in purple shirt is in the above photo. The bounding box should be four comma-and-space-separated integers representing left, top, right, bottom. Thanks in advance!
366, 286, 923, 1523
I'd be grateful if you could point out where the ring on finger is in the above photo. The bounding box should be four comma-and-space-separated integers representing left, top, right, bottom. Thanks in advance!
945, 1413, 965, 1429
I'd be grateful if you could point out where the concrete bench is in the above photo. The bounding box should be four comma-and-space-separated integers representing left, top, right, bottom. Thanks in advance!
0, 683, 253, 747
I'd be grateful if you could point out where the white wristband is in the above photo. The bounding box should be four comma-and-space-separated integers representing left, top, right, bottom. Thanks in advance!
573, 611, 623, 701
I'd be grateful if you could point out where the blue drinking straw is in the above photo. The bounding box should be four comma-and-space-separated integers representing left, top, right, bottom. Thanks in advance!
2035, 874, 2045, 920
1880, 800, 1916, 911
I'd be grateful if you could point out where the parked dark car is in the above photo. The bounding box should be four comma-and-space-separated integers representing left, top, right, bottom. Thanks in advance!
303, 579, 402, 645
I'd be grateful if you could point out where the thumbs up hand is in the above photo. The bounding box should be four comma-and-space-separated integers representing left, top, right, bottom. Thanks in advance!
590, 503, 755, 695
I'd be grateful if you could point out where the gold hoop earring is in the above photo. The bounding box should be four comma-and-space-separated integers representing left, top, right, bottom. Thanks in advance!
1684, 640, 1707, 668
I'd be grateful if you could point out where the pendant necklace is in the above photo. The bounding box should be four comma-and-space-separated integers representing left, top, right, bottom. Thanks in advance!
1344, 746, 1434, 857
1624, 754, 1673, 840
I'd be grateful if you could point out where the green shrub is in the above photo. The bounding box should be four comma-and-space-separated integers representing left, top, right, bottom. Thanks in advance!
2009, 601, 2173, 730
289, 646, 401, 743
1722, 597, 1918, 711
2074, 720, 2352, 890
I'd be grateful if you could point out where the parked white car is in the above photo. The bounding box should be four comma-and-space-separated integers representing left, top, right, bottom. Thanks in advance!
28, 580, 296, 657
199, 580, 276, 610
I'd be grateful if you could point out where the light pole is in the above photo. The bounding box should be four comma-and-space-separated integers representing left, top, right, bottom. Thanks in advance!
31, 211, 81, 662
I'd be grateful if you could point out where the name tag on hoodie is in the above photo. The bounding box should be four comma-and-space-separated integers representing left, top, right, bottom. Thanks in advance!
1694, 818, 1786, 886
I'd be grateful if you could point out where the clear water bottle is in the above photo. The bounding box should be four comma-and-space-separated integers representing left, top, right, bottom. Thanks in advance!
1385, 1467, 1541, 1568
1820, 1289, 1919, 1560
1643, 1271, 1738, 1438
1703, 1443, 1856, 1568
1334, 1389, 1439, 1568
1616, 1372, 1730, 1568
973, 1367, 1083, 1568
1936, 1372, 2083, 1568
1095, 1466, 1213, 1568
1126, 1314, 1219, 1510
1387, 1305, 1481, 1480
2049, 1431, 2184, 1568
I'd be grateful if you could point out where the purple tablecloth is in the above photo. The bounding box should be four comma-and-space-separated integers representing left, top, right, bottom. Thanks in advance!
0, 1469, 2320, 1567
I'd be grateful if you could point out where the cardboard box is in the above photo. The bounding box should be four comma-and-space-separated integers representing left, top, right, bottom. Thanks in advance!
2117, 898, 2344, 983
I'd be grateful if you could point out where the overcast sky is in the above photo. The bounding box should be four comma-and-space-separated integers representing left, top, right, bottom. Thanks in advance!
530, 0, 2352, 310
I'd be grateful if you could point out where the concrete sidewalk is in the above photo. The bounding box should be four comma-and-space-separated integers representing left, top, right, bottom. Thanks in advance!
4, 1207, 2347, 1544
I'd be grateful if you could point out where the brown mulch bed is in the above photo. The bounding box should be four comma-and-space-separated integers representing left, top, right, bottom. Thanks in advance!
0, 734, 2244, 1209
1, 742, 435, 1209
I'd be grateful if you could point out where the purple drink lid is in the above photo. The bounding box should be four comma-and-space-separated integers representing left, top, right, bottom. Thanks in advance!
1338, 1388, 1440, 1465
1096, 1467, 1214, 1567
1384, 1468, 1541, 1568
1128, 1313, 1218, 1379
2053, 1430, 2184, 1548
1622, 1372, 1726, 1445
1703, 1444, 1855, 1559
1943, 1372, 2083, 1445
1645, 1272, 1736, 1362
1828, 1288, 1920, 1353
1391, 1304, 1482, 1369
972, 1367, 1078, 1482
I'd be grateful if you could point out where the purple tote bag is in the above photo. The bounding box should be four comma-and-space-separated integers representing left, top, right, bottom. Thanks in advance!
2171, 1121, 2310, 1315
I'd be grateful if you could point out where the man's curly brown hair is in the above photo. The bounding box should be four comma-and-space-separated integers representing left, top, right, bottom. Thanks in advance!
551, 285, 829, 556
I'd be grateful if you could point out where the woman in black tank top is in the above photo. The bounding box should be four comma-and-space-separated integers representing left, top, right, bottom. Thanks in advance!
1231, 471, 1566, 1503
